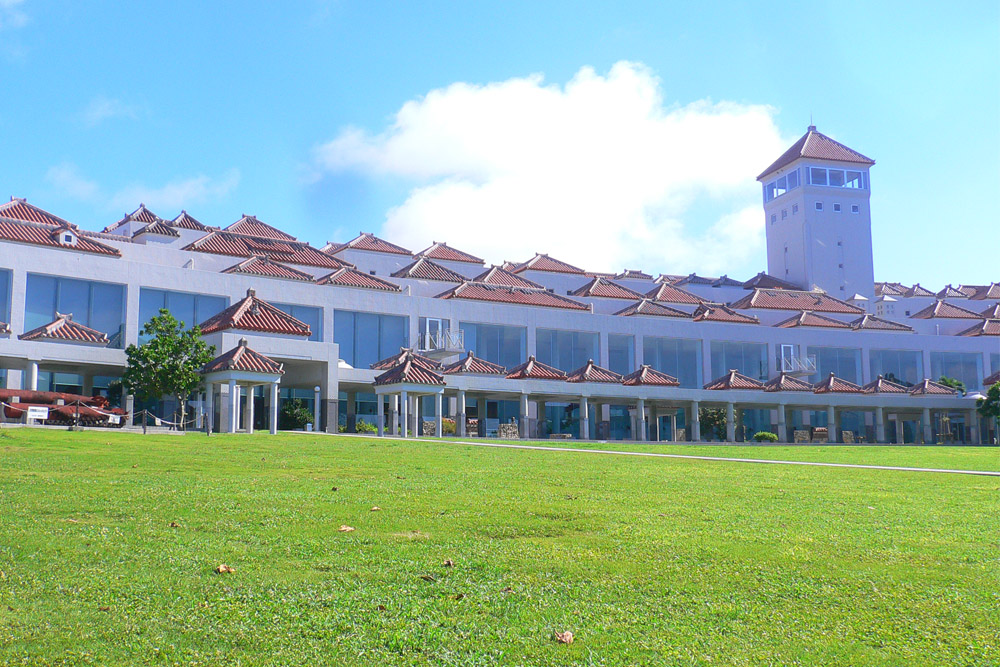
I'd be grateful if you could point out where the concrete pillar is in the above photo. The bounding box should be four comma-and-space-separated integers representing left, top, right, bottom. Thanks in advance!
875, 406, 885, 444
651, 406, 659, 441
827, 406, 837, 443
125, 394, 135, 427
313, 386, 321, 431
269, 383, 278, 435
637, 398, 647, 441
434, 393, 443, 437
922, 408, 932, 444
245, 385, 255, 434
400, 390, 409, 438
376, 394, 385, 436
477, 398, 487, 437
204, 386, 213, 434
410, 396, 419, 436
27, 361, 38, 391
346, 391, 357, 432
969, 409, 980, 445
390, 395, 398, 435
579, 397, 590, 440
536, 400, 547, 438
519, 393, 529, 439
324, 399, 338, 433
726, 402, 735, 442
670, 413, 677, 442
229, 380, 239, 433
456, 390, 466, 437
691, 401, 701, 442
777, 404, 787, 443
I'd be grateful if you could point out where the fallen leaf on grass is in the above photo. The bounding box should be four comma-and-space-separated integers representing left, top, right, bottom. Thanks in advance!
64, 518, 80, 523
338, 525, 355, 532
554, 631, 574, 644
396, 475, 405, 479
331, 487, 339, 492
132, 464, 138, 468
443, 559, 454, 568
98, 606, 110, 612
215, 564, 236, 574
452, 593, 465, 600
169, 521, 180, 528
376, 604, 387, 612
419, 574, 436, 582
501, 586, 513, 593
867, 506, 876, 510
370, 506, 382, 512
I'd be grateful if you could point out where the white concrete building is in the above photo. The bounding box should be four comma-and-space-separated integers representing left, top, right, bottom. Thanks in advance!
0, 126, 997, 443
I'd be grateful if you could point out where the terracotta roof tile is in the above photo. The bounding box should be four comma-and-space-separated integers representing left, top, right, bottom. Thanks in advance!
742, 272, 802, 290
903, 284, 935, 298
711, 275, 745, 287
644, 281, 703, 305
222, 256, 315, 282
850, 314, 914, 332
979, 303, 1000, 319
775, 311, 851, 329
170, 210, 211, 231
909, 300, 982, 319
511, 253, 585, 275
908, 379, 958, 396
0, 201, 121, 257
392, 257, 467, 283
758, 126, 874, 180
198, 288, 311, 336
224, 215, 297, 241
334, 232, 411, 255
472, 266, 544, 289
729, 288, 863, 314
812, 373, 863, 394
936, 284, 967, 299
371, 348, 442, 371
614, 299, 690, 318
763, 372, 814, 392
505, 356, 566, 380
565, 359, 623, 384
569, 277, 645, 300
103, 204, 164, 232
692, 303, 759, 324
203, 339, 285, 375
672, 273, 715, 286
704, 369, 764, 390
134, 219, 180, 238
415, 242, 484, 264
984, 370, 1000, 387
1, 198, 75, 226
442, 351, 506, 375
316, 267, 400, 291
968, 283, 1000, 300
374, 352, 446, 386
862, 376, 909, 394
614, 269, 653, 280
437, 282, 589, 311
19, 313, 109, 345
875, 282, 907, 297
957, 319, 1000, 337
184, 231, 346, 269
621, 364, 680, 387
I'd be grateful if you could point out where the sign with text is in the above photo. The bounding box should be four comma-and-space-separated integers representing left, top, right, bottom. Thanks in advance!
26, 406, 49, 422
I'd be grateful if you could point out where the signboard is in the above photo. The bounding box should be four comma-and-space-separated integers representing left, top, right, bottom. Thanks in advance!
106, 415, 120, 425
26, 406, 49, 422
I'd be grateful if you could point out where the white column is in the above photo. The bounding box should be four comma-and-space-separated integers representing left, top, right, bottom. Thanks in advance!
691, 401, 701, 441
670, 413, 677, 442
456, 390, 466, 437
519, 393, 529, 439
390, 394, 399, 435
410, 396, 419, 437
637, 398, 647, 441
651, 406, 659, 441
726, 402, 735, 442
922, 408, 932, 444
400, 390, 409, 438
537, 400, 547, 438
579, 397, 589, 440
969, 409, 980, 445
313, 386, 321, 432
205, 384, 214, 434
777, 404, 787, 443
875, 406, 885, 443
125, 394, 135, 427
27, 360, 38, 391
346, 391, 357, 432
228, 380, 239, 433
827, 406, 837, 443
376, 393, 385, 436
434, 393, 443, 437
246, 385, 255, 434
269, 382, 279, 435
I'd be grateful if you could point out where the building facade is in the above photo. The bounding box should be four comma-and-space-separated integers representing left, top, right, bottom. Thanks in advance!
0, 127, 997, 443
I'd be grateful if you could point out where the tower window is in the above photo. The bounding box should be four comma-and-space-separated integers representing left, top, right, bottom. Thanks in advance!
770, 214, 776, 223
792, 204, 798, 214
851, 204, 860, 214
833, 203, 841, 212
781, 209, 787, 220
815, 202, 823, 211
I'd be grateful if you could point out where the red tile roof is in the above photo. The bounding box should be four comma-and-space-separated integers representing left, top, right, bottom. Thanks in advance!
614, 299, 690, 318
0, 200, 122, 257
936, 284, 967, 299
692, 303, 759, 324
672, 273, 714, 286
758, 126, 874, 180
374, 353, 446, 386
730, 289, 864, 314
103, 203, 164, 232
505, 356, 566, 380
862, 376, 909, 394
850, 314, 914, 332
222, 255, 315, 282
198, 288, 311, 336
224, 215, 297, 241
621, 365, 680, 387
370, 348, 442, 371
985, 370, 1000, 387
979, 303, 1000, 319
0, 321, 9, 334
908, 379, 958, 396
909, 300, 982, 319
392, 257, 467, 283
903, 284, 935, 298
511, 253, 585, 275
644, 281, 703, 305
334, 232, 411, 255
184, 231, 346, 269
742, 272, 802, 290
442, 351, 506, 375
875, 282, 907, 297
415, 242, 484, 264
704, 370, 764, 391
565, 359, 623, 384
203, 339, 285, 375
170, 210, 211, 231
957, 319, 1000, 337
812, 373, 863, 394
763, 373, 814, 392
134, 219, 180, 238
1, 198, 75, 226
968, 283, 1000, 300
712, 275, 745, 288
316, 267, 401, 292
775, 311, 851, 329
437, 282, 590, 311
569, 277, 645, 300
614, 269, 653, 280
19, 313, 109, 345
472, 266, 544, 289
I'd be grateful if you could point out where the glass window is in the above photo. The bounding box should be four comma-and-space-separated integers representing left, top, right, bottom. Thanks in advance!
810, 168, 827, 186
536, 328, 600, 373
0, 268, 10, 324
815, 202, 823, 211
833, 203, 841, 212
138, 288, 227, 344
459, 322, 526, 369
775, 176, 787, 197
828, 170, 845, 187
27, 274, 126, 348
787, 169, 799, 189
930, 352, 982, 389
273, 303, 323, 342
845, 171, 863, 189
870, 349, 923, 387
763, 181, 776, 202
711, 341, 767, 381
807, 346, 862, 384
334, 310, 409, 368
851, 204, 860, 214
990, 354, 999, 382
643, 336, 701, 388
608, 334, 634, 375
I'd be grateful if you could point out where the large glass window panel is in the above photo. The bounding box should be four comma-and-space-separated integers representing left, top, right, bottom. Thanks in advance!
139, 288, 227, 344
195, 295, 227, 327
56, 278, 90, 325
27, 275, 125, 347
165, 291, 196, 328
379, 314, 408, 360
459, 322, 525, 369
334, 310, 409, 368
642, 336, 701, 388
710, 341, 767, 381
274, 303, 323, 342
763, 182, 775, 202
930, 352, 982, 389
536, 328, 599, 372
828, 169, 845, 187
810, 167, 827, 186
870, 349, 923, 387
991, 354, 999, 382
787, 168, 799, 189
608, 334, 634, 375
0, 269, 10, 323
807, 346, 862, 384
24, 274, 57, 331
90, 282, 125, 346
355, 313, 380, 368
845, 171, 863, 189
333, 310, 355, 366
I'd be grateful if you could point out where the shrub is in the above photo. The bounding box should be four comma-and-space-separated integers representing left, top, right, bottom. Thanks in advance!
753, 431, 779, 443
442, 418, 456, 435
279, 399, 313, 431
356, 419, 377, 433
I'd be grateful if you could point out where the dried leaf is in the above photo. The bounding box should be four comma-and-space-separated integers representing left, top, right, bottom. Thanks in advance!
98, 606, 110, 612
169, 521, 180, 528
452, 593, 465, 600
132, 464, 138, 468
370, 506, 382, 512
555, 631, 574, 644
443, 559, 454, 568
331, 487, 339, 492
376, 604, 387, 612
501, 586, 513, 593
419, 574, 436, 582
338, 525, 355, 532
215, 564, 236, 574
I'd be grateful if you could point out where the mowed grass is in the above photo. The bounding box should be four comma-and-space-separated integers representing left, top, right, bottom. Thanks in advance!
0, 429, 997, 666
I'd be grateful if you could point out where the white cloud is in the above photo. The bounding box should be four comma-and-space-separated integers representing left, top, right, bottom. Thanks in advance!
0, 0, 28, 31
45, 162, 100, 201
81, 95, 139, 127
313, 61, 790, 275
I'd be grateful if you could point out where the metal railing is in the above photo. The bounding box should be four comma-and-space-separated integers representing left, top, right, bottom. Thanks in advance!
418, 328, 464, 353
780, 355, 817, 373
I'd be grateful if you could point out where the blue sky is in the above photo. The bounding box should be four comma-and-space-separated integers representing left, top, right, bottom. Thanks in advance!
1, 1, 997, 286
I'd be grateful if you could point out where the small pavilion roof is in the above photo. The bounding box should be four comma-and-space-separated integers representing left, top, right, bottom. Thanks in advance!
621, 365, 679, 387
978, 303, 1000, 319
957, 319, 1000, 337
0, 199, 121, 256
909, 300, 982, 319
224, 214, 296, 241
812, 373, 863, 394
472, 265, 544, 289
614, 269, 653, 280
862, 375, 909, 394
103, 203, 164, 232
511, 253, 585, 275
441, 351, 506, 375
968, 283, 1000, 300
133, 219, 180, 238
763, 373, 814, 392
742, 272, 801, 290
569, 277, 645, 300
936, 284, 967, 299
19, 313, 109, 345
614, 299, 690, 318
392, 257, 467, 283
908, 379, 958, 396
984, 370, 1000, 387
729, 288, 864, 314
374, 352, 446, 386
316, 267, 401, 292
566, 359, 623, 384
505, 356, 566, 380
414, 242, 484, 264
170, 210, 210, 231
436, 282, 590, 311
644, 281, 703, 305
758, 125, 874, 180
850, 314, 914, 332
692, 303, 759, 324
222, 255, 315, 282
775, 311, 851, 329
184, 231, 347, 269
903, 284, 935, 298
371, 348, 441, 371
203, 338, 284, 375
875, 282, 907, 297
332, 232, 411, 256
198, 288, 311, 336
704, 370, 764, 391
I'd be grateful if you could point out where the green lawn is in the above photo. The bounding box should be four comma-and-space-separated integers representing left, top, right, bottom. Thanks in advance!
1, 428, 997, 666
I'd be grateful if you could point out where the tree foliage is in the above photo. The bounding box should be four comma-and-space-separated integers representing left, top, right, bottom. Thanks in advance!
937, 376, 966, 396
123, 309, 215, 430
977, 382, 1000, 435
699, 407, 727, 441
279, 399, 313, 431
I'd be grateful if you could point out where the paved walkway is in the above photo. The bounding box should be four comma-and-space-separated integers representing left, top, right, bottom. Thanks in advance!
331, 433, 1000, 477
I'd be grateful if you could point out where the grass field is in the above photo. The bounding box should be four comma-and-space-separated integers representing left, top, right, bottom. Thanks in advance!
1, 428, 998, 666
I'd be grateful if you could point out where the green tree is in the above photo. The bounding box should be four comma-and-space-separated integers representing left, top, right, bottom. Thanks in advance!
699, 407, 727, 441
938, 376, 966, 396
123, 309, 215, 432
279, 399, 313, 431
977, 381, 1000, 445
